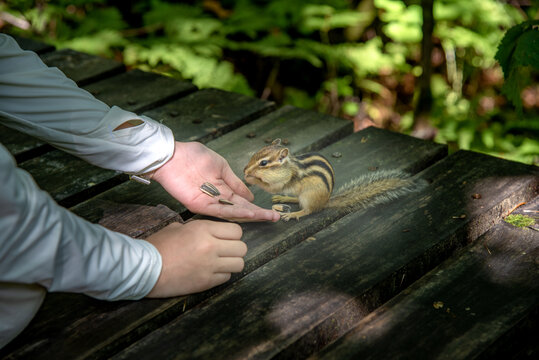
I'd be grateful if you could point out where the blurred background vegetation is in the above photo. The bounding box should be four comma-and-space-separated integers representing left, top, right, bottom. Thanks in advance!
1, 0, 537, 164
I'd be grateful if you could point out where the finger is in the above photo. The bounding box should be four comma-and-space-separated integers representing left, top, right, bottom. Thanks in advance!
198, 195, 280, 222
206, 221, 243, 239
225, 208, 281, 222
232, 197, 282, 222
221, 165, 254, 201
215, 257, 245, 273
209, 273, 232, 287
252, 208, 281, 222
206, 202, 256, 221
216, 239, 247, 257
227, 194, 281, 221
226, 205, 280, 222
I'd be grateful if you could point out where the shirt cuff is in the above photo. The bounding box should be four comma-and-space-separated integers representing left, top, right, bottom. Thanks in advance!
123, 239, 163, 300
78, 106, 176, 174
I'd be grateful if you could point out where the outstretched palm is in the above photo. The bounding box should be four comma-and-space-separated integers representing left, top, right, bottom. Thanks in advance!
153, 141, 279, 222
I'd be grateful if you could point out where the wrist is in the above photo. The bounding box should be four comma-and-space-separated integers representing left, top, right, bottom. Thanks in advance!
151, 141, 180, 184
130, 140, 177, 185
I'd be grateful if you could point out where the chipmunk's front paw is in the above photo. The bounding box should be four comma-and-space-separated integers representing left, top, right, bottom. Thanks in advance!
280, 212, 292, 222
279, 211, 303, 222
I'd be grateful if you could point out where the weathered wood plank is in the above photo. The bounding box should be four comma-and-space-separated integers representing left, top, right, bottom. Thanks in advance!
110, 151, 538, 360
208, 105, 353, 173
40, 49, 124, 86
83, 69, 196, 113
10, 34, 55, 54
315, 198, 539, 360
0, 125, 51, 162
17, 150, 124, 207
97, 203, 182, 238
143, 88, 275, 143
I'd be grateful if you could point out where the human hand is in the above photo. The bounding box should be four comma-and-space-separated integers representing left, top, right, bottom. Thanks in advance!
145, 220, 246, 297
152, 141, 280, 222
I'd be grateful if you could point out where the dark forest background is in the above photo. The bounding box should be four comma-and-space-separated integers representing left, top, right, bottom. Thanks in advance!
1, 0, 537, 164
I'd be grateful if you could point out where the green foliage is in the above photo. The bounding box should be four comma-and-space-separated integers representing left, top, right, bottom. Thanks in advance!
495, 20, 539, 113
376, 0, 422, 43
1, 0, 537, 164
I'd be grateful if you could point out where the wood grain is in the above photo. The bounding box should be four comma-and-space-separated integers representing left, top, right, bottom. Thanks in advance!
9, 34, 55, 54
40, 49, 124, 86
143, 88, 276, 144
315, 198, 539, 360
0, 124, 50, 162
17, 150, 124, 207
83, 69, 196, 113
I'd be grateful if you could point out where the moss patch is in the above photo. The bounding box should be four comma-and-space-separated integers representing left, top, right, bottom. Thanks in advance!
504, 214, 536, 227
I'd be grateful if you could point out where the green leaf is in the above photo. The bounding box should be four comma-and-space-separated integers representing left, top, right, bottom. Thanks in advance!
458, 127, 475, 150
495, 20, 539, 76
299, 6, 370, 33
374, 0, 405, 15
512, 28, 539, 69
54, 30, 126, 56
495, 20, 539, 111
518, 137, 539, 156
501, 66, 531, 113
344, 38, 404, 77
481, 129, 495, 149
342, 101, 359, 116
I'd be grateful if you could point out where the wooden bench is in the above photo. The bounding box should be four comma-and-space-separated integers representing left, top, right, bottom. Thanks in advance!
1, 35, 537, 360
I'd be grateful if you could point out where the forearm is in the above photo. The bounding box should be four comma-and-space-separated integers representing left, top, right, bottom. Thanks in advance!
0, 144, 162, 300
0, 34, 174, 174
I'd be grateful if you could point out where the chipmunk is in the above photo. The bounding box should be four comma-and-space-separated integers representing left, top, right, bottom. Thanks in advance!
243, 139, 425, 221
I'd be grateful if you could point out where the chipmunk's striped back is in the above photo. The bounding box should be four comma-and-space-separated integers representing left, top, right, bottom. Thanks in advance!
291, 153, 335, 195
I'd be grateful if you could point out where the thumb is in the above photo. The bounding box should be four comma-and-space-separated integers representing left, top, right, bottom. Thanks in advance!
221, 165, 254, 201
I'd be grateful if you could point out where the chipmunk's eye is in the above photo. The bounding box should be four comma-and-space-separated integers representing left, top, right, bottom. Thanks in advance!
259, 160, 268, 166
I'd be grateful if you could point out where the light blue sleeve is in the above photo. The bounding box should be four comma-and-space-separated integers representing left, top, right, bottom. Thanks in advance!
0, 143, 163, 347
0, 33, 175, 174
0, 34, 168, 347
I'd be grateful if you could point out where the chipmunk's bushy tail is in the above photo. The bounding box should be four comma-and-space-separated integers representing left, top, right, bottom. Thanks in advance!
328, 170, 426, 211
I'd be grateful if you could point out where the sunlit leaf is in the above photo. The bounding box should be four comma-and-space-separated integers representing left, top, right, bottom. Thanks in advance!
342, 101, 359, 116
519, 138, 539, 156
481, 129, 495, 149
458, 127, 475, 150
374, 0, 405, 16
54, 29, 126, 56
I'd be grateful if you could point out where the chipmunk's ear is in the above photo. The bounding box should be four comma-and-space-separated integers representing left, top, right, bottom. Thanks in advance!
278, 148, 289, 162
272, 138, 282, 146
